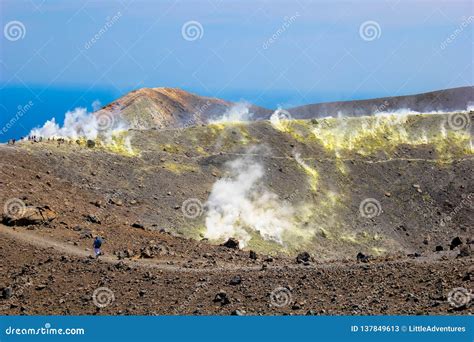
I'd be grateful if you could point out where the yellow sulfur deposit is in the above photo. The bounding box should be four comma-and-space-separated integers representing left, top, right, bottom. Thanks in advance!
163, 161, 198, 174
104, 133, 137, 156
293, 153, 319, 192
310, 114, 472, 160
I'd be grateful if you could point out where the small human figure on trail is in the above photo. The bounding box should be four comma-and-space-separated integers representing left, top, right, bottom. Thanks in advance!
93, 236, 103, 258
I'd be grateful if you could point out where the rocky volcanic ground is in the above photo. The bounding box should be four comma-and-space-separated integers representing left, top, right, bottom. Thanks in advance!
0, 226, 472, 315
0, 113, 472, 315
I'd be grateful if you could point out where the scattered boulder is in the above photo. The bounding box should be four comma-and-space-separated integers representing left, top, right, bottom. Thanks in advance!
136, 243, 170, 259
450, 237, 463, 250
407, 252, 421, 258
124, 249, 135, 258
115, 261, 131, 271
1, 287, 12, 299
91, 200, 103, 208
296, 252, 311, 264
229, 275, 242, 286
435, 245, 444, 252
109, 198, 123, 206
86, 140, 95, 148
140, 247, 153, 259
249, 250, 257, 260
213, 291, 230, 305
222, 238, 239, 249
356, 252, 370, 263
2, 206, 57, 226
231, 309, 245, 316
405, 293, 419, 303
60, 256, 69, 263
86, 214, 101, 224
115, 250, 127, 260
463, 266, 474, 281
132, 223, 145, 230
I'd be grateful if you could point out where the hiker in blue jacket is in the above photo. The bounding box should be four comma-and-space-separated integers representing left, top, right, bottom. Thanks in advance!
93, 236, 103, 258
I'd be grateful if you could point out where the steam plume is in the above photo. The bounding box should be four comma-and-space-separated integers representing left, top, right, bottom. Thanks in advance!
204, 148, 294, 247
211, 102, 253, 123
29, 106, 128, 141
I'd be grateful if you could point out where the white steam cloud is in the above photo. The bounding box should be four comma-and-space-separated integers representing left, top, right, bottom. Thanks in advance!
211, 102, 253, 123
372, 103, 474, 118
467, 101, 474, 112
204, 148, 294, 247
29, 106, 128, 141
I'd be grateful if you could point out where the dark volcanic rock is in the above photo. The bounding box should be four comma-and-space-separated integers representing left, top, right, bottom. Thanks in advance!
356, 252, 370, 263
450, 237, 463, 250
132, 223, 145, 229
222, 238, 239, 249
296, 252, 311, 264
1, 287, 12, 299
229, 276, 242, 286
213, 291, 230, 305
249, 250, 257, 260
86, 214, 101, 224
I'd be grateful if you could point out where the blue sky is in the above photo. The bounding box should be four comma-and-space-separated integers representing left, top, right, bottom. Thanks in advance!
0, 0, 473, 141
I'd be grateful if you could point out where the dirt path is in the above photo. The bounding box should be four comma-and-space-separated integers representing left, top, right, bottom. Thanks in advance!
0, 224, 461, 276
0, 224, 265, 273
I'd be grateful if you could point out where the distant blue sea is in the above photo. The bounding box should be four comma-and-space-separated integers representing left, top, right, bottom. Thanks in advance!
0, 84, 383, 142
0, 85, 121, 142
